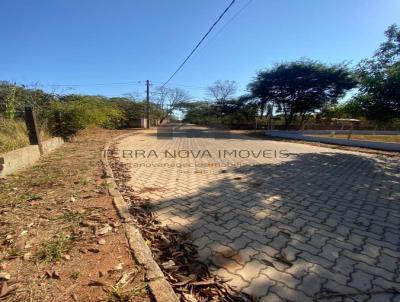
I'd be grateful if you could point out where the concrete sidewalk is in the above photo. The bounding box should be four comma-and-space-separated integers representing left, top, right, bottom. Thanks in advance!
265, 131, 400, 152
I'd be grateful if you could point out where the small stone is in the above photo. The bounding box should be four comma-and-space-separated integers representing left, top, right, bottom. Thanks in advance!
76, 208, 85, 214
70, 197, 76, 202
62, 254, 71, 260
109, 222, 120, 228
5, 235, 12, 240
88, 248, 100, 253
98, 239, 106, 245
113, 263, 124, 271
78, 248, 87, 254
96, 225, 112, 236
80, 221, 96, 228
23, 253, 32, 260
161, 260, 176, 269
0, 272, 11, 280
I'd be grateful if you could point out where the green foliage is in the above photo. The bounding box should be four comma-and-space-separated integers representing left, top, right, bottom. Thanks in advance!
322, 99, 364, 119
46, 95, 125, 137
109, 97, 163, 127
4, 86, 17, 119
355, 24, 400, 124
180, 97, 257, 128
0, 82, 57, 119
37, 236, 71, 262
248, 59, 357, 128
0, 83, 163, 143
180, 101, 217, 124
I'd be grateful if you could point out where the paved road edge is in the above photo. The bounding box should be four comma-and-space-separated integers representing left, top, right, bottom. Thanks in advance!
102, 131, 179, 302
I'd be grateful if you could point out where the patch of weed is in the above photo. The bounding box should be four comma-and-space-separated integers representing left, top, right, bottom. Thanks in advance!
37, 236, 71, 262
106, 284, 146, 302
70, 271, 81, 280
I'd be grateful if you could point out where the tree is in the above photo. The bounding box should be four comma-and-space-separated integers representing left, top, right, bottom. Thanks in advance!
152, 86, 190, 123
207, 80, 237, 102
321, 99, 364, 120
355, 24, 400, 125
248, 60, 356, 128
180, 101, 217, 124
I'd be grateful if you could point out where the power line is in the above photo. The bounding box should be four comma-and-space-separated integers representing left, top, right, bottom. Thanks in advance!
198, 0, 253, 53
28, 81, 144, 87
161, 0, 237, 88
152, 81, 209, 89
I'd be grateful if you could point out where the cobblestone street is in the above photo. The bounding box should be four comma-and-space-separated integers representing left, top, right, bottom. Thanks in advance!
117, 125, 400, 301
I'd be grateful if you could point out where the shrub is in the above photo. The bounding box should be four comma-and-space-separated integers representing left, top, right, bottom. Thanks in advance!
46, 96, 125, 137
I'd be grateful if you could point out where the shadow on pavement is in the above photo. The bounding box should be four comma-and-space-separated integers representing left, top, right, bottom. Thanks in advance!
145, 151, 400, 300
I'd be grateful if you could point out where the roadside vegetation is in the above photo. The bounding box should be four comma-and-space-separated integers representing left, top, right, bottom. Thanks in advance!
1, 24, 399, 155
0, 84, 169, 153
180, 24, 400, 131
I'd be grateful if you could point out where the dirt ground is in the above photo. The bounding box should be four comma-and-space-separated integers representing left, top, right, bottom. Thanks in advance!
0, 129, 151, 302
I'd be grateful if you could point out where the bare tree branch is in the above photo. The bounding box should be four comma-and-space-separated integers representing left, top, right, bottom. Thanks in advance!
152, 86, 190, 122
207, 80, 237, 102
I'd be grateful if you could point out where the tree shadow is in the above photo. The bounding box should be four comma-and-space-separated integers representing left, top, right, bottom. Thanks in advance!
144, 124, 260, 140
141, 151, 400, 301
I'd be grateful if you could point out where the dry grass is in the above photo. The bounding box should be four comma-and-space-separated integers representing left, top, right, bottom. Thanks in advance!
0, 117, 52, 154
0, 118, 29, 154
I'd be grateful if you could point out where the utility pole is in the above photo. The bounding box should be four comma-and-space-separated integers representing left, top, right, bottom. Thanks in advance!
146, 80, 150, 128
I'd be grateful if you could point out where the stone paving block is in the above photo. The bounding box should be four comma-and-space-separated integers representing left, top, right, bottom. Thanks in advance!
377, 253, 398, 273
228, 235, 253, 250
193, 235, 212, 250
372, 276, 400, 291
348, 269, 374, 291
117, 128, 400, 300
259, 292, 282, 302
242, 273, 275, 297
299, 272, 325, 297
299, 251, 334, 270
269, 282, 311, 302
210, 252, 242, 273
310, 264, 349, 285
235, 260, 266, 281
308, 234, 329, 249
262, 267, 301, 289
318, 243, 342, 262
342, 248, 377, 266
356, 262, 395, 282
209, 266, 250, 291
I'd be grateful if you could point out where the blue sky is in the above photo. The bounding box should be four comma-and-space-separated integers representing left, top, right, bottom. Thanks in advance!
1, 0, 399, 99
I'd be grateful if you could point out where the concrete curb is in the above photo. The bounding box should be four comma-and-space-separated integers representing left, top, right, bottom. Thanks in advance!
0, 137, 64, 177
265, 131, 400, 152
101, 132, 179, 302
